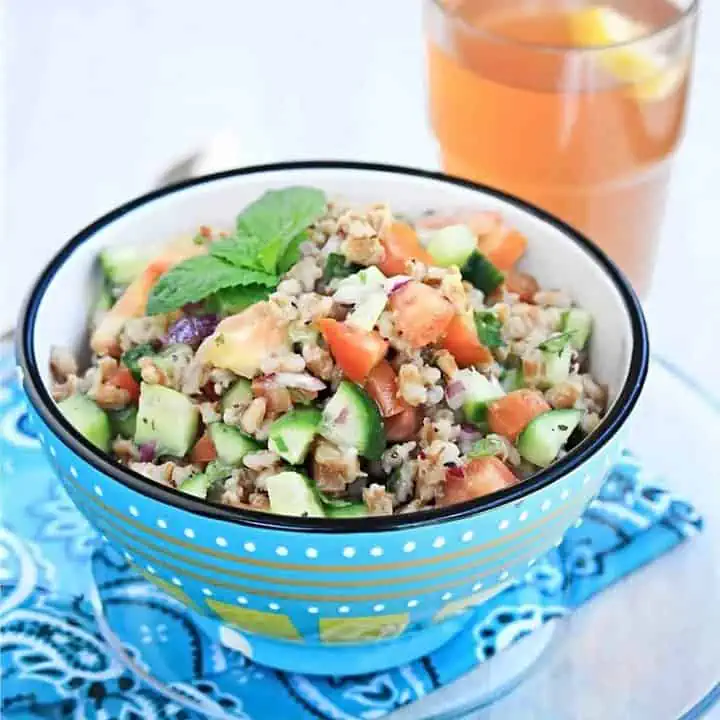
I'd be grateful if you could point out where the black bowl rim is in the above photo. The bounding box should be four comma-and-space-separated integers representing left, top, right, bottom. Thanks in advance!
17, 160, 649, 534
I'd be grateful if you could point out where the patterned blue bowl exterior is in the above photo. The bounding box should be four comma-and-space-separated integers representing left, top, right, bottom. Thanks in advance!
16, 162, 648, 674
25, 400, 624, 673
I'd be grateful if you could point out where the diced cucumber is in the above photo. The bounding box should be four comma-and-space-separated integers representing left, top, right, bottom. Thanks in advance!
326, 502, 369, 519
100, 246, 155, 286
135, 383, 199, 457
178, 472, 211, 499
58, 394, 111, 452
268, 408, 321, 465
461, 251, 504, 294
562, 309, 593, 350
94, 285, 114, 314
501, 368, 524, 393
346, 292, 387, 331
220, 379, 253, 413
517, 409, 582, 467
209, 423, 261, 465
266, 471, 326, 517
109, 406, 138, 439
457, 369, 505, 426
320, 381, 386, 460
427, 224, 477, 268
121, 344, 156, 381
540, 346, 573, 387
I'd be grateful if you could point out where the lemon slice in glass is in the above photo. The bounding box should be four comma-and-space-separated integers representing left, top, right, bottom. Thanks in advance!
569, 6, 687, 102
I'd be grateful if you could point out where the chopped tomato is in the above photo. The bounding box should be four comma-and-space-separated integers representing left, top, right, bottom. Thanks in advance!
505, 270, 539, 303
317, 318, 388, 383
441, 314, 493, 368
440, 457, 517, 506
488, 389, 550, 442
378, 222, 434, 276
389, 281, 454, 348
384, 405, 422, 442
190, 432, 217, 464
478, 229, 528, 271
108, 366, 140, 403
365, 361, 407, 418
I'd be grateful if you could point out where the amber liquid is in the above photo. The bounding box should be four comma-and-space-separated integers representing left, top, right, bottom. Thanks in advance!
427, 0, 691, 295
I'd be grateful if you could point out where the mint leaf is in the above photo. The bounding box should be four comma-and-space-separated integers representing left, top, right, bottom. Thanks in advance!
277, 232, 307, 275
210, 234, 265, 270
146, 255, 276, 315
236, 187, 326, 274
323, 253, 360, 283
475, 312, 504, 348
204, 284, 271, 316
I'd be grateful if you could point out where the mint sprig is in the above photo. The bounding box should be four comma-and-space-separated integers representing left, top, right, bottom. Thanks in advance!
145, 187, 327, 315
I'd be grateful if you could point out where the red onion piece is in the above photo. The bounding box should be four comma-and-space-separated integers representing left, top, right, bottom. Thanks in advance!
138, 442, 156, 463
165, 314, 219, 348
272, 373, 326, 392
445, 380, 466, 409
386, 276, 412, 295
446, 464, 465, 480
458, 424, 482, 443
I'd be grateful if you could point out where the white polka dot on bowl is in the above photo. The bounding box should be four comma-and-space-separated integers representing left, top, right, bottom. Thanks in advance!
157, 519, 167, 529
403, 541, 416, 553
441, 592, 453, 601
472, 582, 484, 592
560, 489, 570, 500
184, 528, 195, 539
338, 606, 350, 614
498, 519, 509, 531
49, 446, 57, 458
146, 565, 156, 574
237, 596, 248, 605
202, 588, 213, 596
171, 577, 183, 586
70, 466, 78, 479
275, 546, 289, 557
129, 506, 139, 517
373, 604, 385, 613
407, 600, 419, 608
305, 548, 318, 559
216, 537, 228, 548
94, 485, 103, 497
343, 547, 356, 558
461, 531, 473, 543
370, 546, 384, 557
244, 542, 256, 553
269, 602, 280, 611
541, 500, 552, 512
308, 606, 319, 614
432, 537, 446, 549
499, 571, 510, 581
519, 511, 529, 522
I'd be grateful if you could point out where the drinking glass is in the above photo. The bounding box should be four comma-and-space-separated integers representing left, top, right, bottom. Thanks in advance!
425, 0, 698, 296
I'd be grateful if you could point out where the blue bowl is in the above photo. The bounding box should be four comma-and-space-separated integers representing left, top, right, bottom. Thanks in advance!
17, 162, 648, 675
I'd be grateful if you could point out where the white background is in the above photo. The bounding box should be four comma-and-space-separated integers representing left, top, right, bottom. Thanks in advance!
4, 0, 719, 401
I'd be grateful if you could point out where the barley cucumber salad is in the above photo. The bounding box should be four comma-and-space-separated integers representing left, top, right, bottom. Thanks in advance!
50, 187, 606, 518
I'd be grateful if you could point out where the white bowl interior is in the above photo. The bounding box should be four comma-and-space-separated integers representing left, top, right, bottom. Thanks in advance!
32, 167, 633, 412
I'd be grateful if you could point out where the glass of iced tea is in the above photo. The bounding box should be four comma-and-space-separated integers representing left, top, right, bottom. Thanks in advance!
426, 0, 698, 296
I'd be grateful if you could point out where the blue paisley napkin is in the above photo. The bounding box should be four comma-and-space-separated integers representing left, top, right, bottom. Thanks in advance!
0, 346, 703, 719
